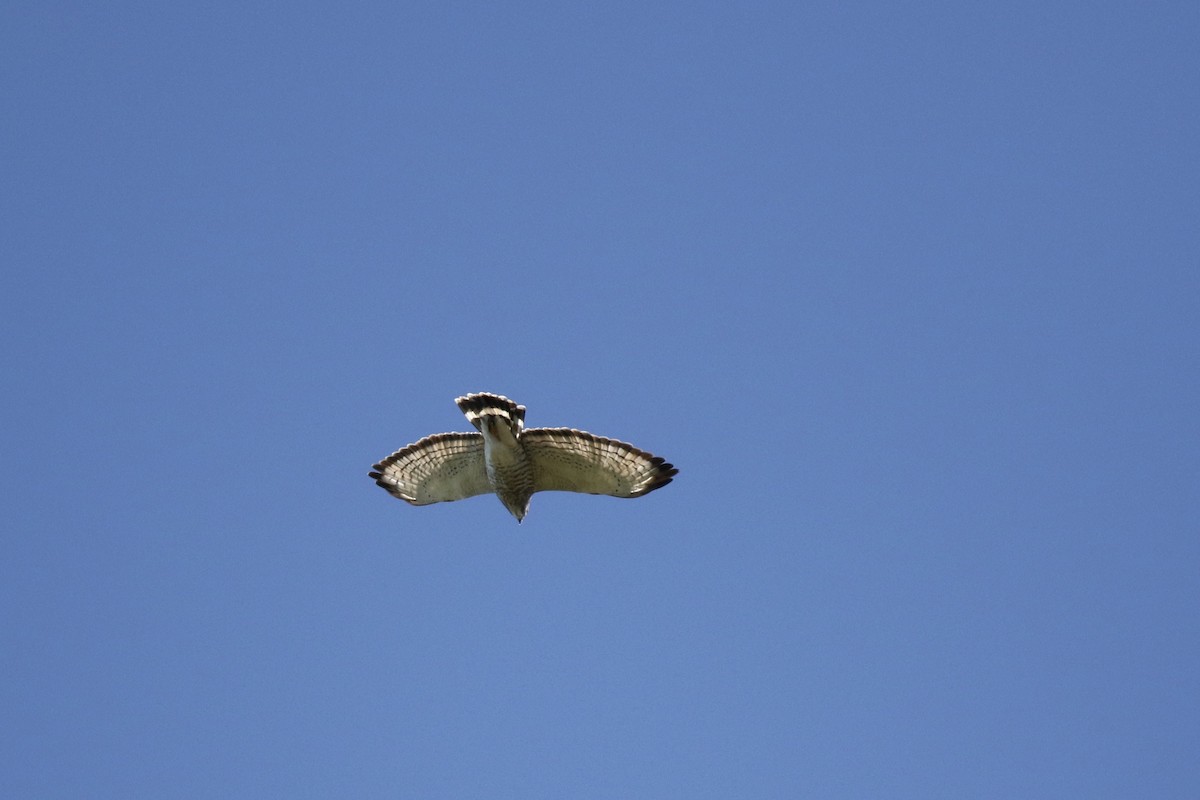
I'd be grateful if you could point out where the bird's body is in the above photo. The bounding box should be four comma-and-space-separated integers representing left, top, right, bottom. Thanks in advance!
461, 393, 536, 519
370, 393, 676, 522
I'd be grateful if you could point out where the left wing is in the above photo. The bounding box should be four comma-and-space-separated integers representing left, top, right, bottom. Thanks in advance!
370, 432, 491, 505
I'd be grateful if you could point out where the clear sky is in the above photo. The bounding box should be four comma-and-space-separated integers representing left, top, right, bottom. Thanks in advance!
3, 1, 1198, 797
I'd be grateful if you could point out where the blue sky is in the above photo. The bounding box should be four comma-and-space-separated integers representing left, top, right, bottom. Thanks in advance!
3, 1, 1198, 797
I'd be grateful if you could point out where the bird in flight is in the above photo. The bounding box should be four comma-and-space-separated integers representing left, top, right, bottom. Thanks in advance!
370, 393, 677, 522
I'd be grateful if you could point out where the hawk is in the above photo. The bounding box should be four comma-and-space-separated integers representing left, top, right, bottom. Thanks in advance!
369, 393, 677, 522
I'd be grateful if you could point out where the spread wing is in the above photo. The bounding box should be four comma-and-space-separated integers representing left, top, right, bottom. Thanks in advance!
369, 432, 491, 505
523, 428, 677, 498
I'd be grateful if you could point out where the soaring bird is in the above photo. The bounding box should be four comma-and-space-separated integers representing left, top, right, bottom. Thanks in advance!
370, 393, 677, 522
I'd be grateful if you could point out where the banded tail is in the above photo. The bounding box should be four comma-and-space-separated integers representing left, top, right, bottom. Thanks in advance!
455, 392, 526, 438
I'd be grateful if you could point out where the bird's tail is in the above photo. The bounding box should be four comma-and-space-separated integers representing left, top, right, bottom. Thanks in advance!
455, 393, 526, 437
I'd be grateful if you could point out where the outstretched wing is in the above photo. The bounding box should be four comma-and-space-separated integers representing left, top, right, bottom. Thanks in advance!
369, 432, 491, 505
523, 428, 677, 498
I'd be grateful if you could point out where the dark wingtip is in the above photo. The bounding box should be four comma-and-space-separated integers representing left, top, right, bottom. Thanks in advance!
634, 460, 677, 496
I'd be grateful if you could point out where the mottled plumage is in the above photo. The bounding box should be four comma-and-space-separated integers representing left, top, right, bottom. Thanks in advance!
370, 393, 677, 522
